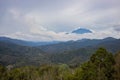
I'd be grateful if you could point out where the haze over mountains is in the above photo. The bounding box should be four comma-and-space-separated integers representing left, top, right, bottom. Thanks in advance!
0, 37, 60, 46
0, 36, 120, 66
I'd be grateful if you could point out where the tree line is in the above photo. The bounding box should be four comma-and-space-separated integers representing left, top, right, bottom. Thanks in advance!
0, 48, 120, 80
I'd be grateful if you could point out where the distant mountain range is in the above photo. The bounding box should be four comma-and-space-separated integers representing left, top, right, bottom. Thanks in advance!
39, 37, 120, 54
72, 28, 92, 34
0, 36, 120, 66
0, 37, 60, 46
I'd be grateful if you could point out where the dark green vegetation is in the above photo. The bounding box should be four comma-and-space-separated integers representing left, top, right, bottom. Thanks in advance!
39, 37, 120, 54
0, 41, 49, 66
0, 37, 120, 67
0, 36, 120, 80
0, 48, 120, 80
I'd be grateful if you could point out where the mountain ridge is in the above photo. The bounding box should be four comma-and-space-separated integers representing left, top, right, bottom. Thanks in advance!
0, 36, 120, 66
39, 37, 120, 54
0, 37, 60, 47
72, 28, 92, 34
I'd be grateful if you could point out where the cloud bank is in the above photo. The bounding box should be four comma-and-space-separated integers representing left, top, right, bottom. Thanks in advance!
0, 0, 120, 41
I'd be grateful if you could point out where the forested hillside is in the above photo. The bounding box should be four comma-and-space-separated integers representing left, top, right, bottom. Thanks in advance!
0, 48, 120, 80
0, 41, 50, 66
0, 37, 120, 67
39, 37, 120, 54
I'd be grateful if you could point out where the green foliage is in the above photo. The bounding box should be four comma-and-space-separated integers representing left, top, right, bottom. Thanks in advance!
74, 62, 97, 80
0, 65, 7, 80
74, 48, 115, 80
114, 51, 120, 80
1, 37, 120, 66
0, 48, 119, 80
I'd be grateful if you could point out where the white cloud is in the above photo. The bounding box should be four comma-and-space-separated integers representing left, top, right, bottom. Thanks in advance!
113, 24, 120, 32
9, 8, 21, 19
0, 0, 120, 41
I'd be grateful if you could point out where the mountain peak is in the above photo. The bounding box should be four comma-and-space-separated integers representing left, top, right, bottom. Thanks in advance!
72, 28, 92, 34
103, 37, 116, 41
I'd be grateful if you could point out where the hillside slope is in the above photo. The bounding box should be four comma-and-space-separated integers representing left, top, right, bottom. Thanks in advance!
39, 37, 120, 54
0, 37, 120, 67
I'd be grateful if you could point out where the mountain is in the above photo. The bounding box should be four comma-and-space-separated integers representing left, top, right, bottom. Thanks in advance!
38, 37, 120, 65
39, 37, 120, 54
72, 28, 92, 34
0, 41, 50, 66
0, 37, 120, 67
0, 37, 60, 46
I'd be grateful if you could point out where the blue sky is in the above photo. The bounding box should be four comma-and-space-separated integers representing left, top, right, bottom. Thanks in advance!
0, 0, 120, 41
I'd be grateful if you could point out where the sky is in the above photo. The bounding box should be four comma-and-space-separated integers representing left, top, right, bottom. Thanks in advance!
0, 0, 120, 41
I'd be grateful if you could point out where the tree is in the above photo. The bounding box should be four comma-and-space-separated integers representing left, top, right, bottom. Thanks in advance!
0, 65, 7, 80
90, 48, 115, 80
114, 51, 120, 80
74, 48, 115, 80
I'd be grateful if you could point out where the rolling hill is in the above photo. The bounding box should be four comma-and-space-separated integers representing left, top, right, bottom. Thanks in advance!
0, 37, 120, 67
39, 37, 120, 54
0, 37, 60, 47
0, 41, 50, 66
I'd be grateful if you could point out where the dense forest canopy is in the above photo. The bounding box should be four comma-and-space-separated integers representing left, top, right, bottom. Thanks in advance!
0, 37, 120, 67
0, 48, 120, 80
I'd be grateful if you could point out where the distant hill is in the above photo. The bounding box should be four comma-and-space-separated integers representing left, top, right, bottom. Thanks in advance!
0, 37, 60, 47
39, 37, 120, 54
39, 37, 120, 66
0, 41, 50, 66
0, 37, 120, 67
72, 28, 92, 34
